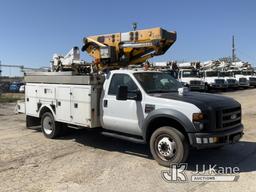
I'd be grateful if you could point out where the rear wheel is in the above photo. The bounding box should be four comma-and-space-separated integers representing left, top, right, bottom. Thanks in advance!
41, 112, 61, 139
150, 126, 189, 167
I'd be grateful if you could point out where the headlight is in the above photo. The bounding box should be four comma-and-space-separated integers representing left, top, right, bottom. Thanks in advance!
193, 113, 204, 121
193, 113, 204, 130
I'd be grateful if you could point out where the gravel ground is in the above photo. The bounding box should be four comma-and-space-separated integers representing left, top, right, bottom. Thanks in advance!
0, 89, 256, 192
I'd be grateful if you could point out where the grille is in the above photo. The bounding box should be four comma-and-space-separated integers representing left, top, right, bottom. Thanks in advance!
190, 80, 202, 85
215, 79, 225, 84
216, 107, 241, 130
239, 78, 247, 82
227, 79, 236, 84
249, 77, 256, 82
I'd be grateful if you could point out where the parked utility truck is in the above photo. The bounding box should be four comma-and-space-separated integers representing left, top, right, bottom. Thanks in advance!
241, 70, 256, 87
218, 71, 238, 89
177, 62, 205, 91
202, 70, 228, 90
233, 70, 250, 88
17, 27, 244, 167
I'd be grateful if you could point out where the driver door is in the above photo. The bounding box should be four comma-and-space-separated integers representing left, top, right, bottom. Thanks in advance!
102, 73, 142, 136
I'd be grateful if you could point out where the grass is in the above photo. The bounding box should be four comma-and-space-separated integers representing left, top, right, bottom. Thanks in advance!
0, 93, 24, 103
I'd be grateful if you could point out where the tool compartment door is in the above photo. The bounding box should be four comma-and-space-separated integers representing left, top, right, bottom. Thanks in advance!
25, 84, 39, 116
71, 86, 91, 126
56, 87, 71, 122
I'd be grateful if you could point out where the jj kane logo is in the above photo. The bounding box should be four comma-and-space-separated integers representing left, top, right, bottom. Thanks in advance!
161, 164, 240, 183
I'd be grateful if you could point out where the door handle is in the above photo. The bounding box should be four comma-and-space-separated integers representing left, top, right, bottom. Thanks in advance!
103, 100, 108, 108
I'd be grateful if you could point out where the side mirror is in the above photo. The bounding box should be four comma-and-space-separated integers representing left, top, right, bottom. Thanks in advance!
116, 86, 128, 100
135, 90, 142, 101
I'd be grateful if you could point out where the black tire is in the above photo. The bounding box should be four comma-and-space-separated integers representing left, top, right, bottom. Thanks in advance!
150, 126, 189, 167
41, 112, 61, 139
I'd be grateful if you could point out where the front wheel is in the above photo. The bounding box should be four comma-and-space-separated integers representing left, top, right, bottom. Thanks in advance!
41, 112, 61, 139
150, 126, 189, 167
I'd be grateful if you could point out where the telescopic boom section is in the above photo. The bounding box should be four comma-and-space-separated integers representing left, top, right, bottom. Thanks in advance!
82, 27, 176, 70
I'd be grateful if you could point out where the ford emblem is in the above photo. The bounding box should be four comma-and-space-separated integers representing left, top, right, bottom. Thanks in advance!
230, 114, 237, 120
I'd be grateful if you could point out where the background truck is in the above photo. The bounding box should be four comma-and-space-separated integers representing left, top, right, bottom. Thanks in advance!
241, 70, 256, 87
178, 70, 205, 91
202, 70, 228, 90
9, 82, 24, 92
17, 27, 244, 166
177, 62, 205, 91
233, 70, 250, 88
218, 71, 238, 89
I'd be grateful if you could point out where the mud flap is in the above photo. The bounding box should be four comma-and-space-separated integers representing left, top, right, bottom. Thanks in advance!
26, 115, 41, 128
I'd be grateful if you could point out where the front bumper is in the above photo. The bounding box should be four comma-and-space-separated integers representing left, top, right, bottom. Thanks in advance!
210, 84, 228, 89
190, 85, 205, 91
227, 83, 238, 88
188, 124, 244, 149
239, 83, 250, 87
249, 81, 256, 86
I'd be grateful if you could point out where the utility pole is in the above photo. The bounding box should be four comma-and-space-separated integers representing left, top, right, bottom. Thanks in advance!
232, 35, 236, 62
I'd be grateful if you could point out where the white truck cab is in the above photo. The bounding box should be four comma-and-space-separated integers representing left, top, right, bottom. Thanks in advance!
233, 70, 250, 88
18, 69, 244, 166
241, 70, 256, 87
202, 70, 228, 90
178, 69, 205, 91
218, 71, 238, 89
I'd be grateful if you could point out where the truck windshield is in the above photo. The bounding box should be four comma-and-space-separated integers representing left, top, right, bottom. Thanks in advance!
134, 72, 182, 93
242, 71, 253, 75
233, 71, 242, 75
182, 70, 198, 77
219, 72, 232, 77
206, 71, 218, 77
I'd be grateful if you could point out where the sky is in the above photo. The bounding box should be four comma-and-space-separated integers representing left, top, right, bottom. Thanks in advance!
0, 0, 256, 76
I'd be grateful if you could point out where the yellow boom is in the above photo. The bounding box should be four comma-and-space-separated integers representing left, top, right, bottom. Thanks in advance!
82, 27, 176, 70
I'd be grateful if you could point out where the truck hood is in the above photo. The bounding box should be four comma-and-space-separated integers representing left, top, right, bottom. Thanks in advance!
150, 92, 240, 112
181, 77, 203, 82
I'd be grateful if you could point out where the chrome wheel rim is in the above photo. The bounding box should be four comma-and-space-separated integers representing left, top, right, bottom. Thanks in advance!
43, 116, 53, 135
156, 136, 176, 160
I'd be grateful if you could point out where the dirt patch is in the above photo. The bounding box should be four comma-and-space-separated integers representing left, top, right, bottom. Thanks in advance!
0, 89, 256, 192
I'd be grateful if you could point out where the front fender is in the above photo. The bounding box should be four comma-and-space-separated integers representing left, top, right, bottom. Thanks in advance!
142, 108, 196, 140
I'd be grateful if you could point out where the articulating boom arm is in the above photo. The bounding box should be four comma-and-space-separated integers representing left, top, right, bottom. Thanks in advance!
82, 27, 176, 70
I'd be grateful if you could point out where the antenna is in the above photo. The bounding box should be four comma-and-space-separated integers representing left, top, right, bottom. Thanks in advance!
232, 35, 236, 62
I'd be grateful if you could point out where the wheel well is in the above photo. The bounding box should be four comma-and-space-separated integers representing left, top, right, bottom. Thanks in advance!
146, 117, 187, 143
39, 106, 52, 118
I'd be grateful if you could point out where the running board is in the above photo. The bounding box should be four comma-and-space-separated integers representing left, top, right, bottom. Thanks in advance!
101, 131, 145, 144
